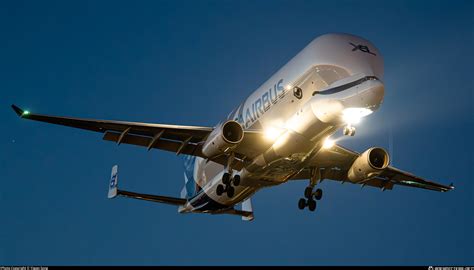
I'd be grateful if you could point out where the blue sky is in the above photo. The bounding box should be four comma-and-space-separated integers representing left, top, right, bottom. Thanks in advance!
1, 0, 473, 265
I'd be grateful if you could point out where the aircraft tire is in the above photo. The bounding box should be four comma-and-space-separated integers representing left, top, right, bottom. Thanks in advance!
227, 186, 235, 198
343, 127, 350, 136
216, 184, 225, 196
233, 175, 241, 186
304, 187, 313, 199
308, 199, 316, 211
298, 198, 306, 210
315, 189, 323, 200
222, 173, 231, 184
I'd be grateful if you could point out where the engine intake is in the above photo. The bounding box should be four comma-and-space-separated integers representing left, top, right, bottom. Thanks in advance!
347, 147, 390, 182
202, 120, 244, 158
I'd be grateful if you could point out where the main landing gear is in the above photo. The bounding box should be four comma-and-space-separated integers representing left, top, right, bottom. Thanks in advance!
298, 187, 323, 211
343, 124, 356, 136
216, 172, 240, 198
216, 152, 240, 198
298, 168, 323, 212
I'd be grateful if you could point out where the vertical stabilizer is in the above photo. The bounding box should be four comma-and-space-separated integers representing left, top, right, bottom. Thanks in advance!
108, 165, 118, 199
182, 155, 198, 199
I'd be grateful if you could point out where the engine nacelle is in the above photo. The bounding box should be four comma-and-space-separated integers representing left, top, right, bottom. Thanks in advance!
347, 147, 390, 182
202, 120, 244, 158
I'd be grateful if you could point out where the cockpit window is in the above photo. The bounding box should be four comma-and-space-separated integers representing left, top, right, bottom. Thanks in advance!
289, 65, 350, 101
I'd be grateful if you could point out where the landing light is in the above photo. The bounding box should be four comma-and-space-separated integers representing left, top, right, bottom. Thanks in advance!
322, 137, 335, 149
22, 110, 30, 116
342, 108, 372, 124
264, 127, 284, 142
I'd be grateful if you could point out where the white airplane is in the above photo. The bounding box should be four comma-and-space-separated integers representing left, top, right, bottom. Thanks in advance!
12, 33, 454, 221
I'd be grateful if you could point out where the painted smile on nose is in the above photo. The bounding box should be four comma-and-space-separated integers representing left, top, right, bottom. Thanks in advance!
312, 76, 380, 96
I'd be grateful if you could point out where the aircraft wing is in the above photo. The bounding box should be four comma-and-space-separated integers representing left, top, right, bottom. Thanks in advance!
11, 105, 265, 169
292, 144, 454, 192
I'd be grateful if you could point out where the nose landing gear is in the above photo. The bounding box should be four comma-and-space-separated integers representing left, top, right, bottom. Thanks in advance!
298, 168, 323, 212
343, 125, 356, 136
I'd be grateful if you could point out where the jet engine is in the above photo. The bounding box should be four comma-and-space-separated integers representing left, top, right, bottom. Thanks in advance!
347, 147, 390, 182
202, 120, 244, 158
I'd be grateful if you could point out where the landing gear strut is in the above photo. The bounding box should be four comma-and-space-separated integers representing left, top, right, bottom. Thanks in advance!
298, 168, 323, 212
343, 125, 356, 136
216, 153, 240, 198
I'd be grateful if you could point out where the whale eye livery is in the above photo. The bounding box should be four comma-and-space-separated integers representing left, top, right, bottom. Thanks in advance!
12, 33, 453, 221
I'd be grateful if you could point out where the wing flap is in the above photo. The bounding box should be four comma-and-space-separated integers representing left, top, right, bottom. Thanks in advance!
103, 131, 201, 156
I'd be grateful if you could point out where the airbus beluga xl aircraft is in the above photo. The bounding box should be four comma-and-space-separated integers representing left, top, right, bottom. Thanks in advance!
12, 33, 454, 221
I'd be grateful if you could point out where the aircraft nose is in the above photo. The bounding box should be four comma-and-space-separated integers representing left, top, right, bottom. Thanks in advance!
310, 76, 385, 125
351, 78, 385, 111
337, 79, 384, 125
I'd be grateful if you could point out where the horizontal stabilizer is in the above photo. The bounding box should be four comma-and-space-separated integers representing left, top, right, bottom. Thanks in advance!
211, 198, 254, 221
116, 190, 187, 206
106, 165, 186, 206
215, 208, 254, 221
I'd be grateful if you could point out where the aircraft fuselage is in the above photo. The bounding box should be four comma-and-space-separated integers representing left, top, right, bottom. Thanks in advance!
181, 33, 385, 213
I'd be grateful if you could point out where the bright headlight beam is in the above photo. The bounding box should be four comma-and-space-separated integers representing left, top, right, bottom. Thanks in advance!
322, 137, 335, 149
264, 127, 284, 141
342, 108, 372, 124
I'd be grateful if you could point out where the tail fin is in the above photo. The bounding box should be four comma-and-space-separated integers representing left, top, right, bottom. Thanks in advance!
182, 155, 197, 199
108, 165, 118, 199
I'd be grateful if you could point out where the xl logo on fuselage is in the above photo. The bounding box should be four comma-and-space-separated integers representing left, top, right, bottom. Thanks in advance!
349, 42, 376, 56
